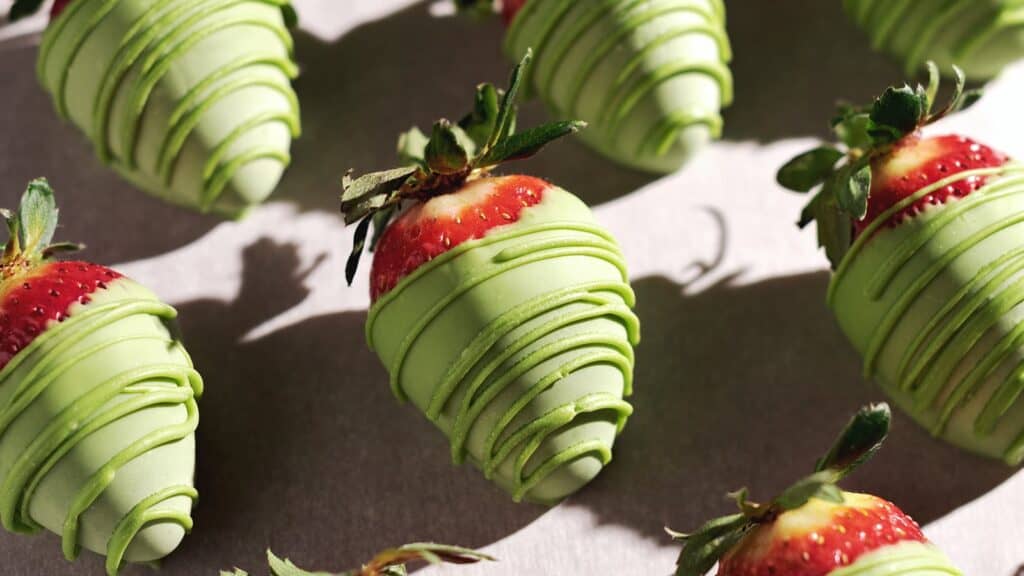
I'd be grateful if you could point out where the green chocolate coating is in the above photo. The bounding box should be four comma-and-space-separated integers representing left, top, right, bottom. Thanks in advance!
504, 0, 732, 174
366, 186, 640, 504
0, 278, 201, 575
831, 541, 963, 575
37, 0, 301, 217
845, 0, 1024, 80
831, 163, 1024, 465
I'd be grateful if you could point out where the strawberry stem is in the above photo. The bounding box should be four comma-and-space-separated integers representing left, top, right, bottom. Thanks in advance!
1, 179, 82, 282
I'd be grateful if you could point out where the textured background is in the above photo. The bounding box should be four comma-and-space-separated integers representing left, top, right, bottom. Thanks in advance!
1, 1, 1023, 574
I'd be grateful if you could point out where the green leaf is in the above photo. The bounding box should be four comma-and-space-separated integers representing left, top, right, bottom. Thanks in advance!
674, 514, 751, 576
811, 186, 852, 269
397, 127, 430, 168
797, 190, 824, 229
487, 49, 533, 152
41, 241, 83, 260
17, 178, 59, 253
340, 167, 416, 224
869, 85, 926, 140
370, 206, 398, 251
923, 61, 940, 114
365, 543, 495, 571
425, 120, 471, 175
345, 216, 373, 286
837, 162, 871, 220
8, 0, 45, 21
773, 470, 844, 511
268, 551, 336, 576
221, 570, 248, 576
834, 112, 873, 151
815, 403, 891, 479
460, 83, 501, 150
479, 120, 584, 165
776, 147, 844, 192
281, 4, 298, 28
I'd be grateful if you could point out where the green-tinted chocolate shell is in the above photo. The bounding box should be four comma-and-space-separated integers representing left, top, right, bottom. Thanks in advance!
0, 277, 201, 575
830, 163, 1024, 465
831, 541, 963, 575
504, 0, 733, 174
366, 186, 640, 504
845, 0, 1024, 80
37, 0, 301, 217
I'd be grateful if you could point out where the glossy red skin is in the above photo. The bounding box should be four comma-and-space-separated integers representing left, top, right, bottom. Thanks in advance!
0, 261, 121, 371
857, 134, 1009, 235
719, 496, 927, 576
50, 0, 72, 19
370, 175, 548, 302
502, 0, 528, 26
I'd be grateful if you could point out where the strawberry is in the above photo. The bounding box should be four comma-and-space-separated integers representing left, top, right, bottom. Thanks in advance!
0, 180, 202, 575
778, 63, 988, 266
342, 51, 640, 503
8, 0, 301, 217
671, 404, 963, 576
780, 64, 1024, 466
455, 0, 733, 174
226, 543, 494, 576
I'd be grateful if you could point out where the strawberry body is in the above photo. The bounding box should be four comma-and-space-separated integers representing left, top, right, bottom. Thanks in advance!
501, 0, 527, 25
50, 0, 71, 19
370, 175, 547, 301
0, 261, 120, 371
719, 493, 926, 576
858, 134, 1008, 234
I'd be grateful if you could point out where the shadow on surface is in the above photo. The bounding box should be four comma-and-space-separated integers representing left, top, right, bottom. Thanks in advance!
160, 238, 545, 574
0, 38, 219, 265
277, 2, 657, 212
572, 272, 1018, 545
722, 0, 904, 142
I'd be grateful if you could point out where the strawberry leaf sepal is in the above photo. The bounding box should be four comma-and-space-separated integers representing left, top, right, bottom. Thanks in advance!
2, 179, 82, 279
8, 0, 44, 21
225, 544, 494, 576
339, 48, 584, 284
669, 403, 892, 576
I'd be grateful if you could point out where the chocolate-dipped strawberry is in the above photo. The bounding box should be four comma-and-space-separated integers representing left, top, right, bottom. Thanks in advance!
0, 179, 202, 575
671, 404, 963, 576
844, 0, 1024, 80
457, 0, 733, 174
225, 543, 494, 576
9, 0, 301, 217
342, 51, 640, 504
778, 64, 1024, 464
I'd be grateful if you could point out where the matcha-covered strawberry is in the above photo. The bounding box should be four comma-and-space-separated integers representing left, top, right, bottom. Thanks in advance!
0, 180, 202, 575
342, 51, 640, 504
457, 0, 733, 174
9, 0, 301, 217
225, 543, 494, 576
779, 64, 1024, 465
845, 0, 1024, 79
671, 404, 963, 576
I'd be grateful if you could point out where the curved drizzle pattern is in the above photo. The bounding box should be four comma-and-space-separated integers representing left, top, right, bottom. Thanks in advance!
367, 217, 640, 503
830, 164, 1024, 464
36, 0, 300, 215
0, 291, 202, 575
829, 542, 963, 576
505, 0, 732, 173
845, 0, 1024, 78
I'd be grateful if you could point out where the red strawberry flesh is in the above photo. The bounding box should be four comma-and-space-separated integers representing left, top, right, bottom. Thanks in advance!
369, 174, 548, 302
858, 134, 1008, 235
719, 493, 927, 576
50, 0, 72, 19
0, 261, 121, 371
502, 0, 528, 26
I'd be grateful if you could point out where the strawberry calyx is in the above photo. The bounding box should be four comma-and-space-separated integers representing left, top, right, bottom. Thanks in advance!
669, 403, 893, 576
1, 179, 82, 287
339, 49, 584, 284
225, 543, 495, 576
777, 63, 983, 269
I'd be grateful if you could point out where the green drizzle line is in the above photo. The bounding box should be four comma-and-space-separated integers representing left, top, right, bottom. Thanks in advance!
831, 165, 1024, 464
37, 0, 299, 214
848, 0, 1024, 76
366, 221, 640, 501
506, 0, 731, 169
829, 542, 962, 576
0, 296, 201, 576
